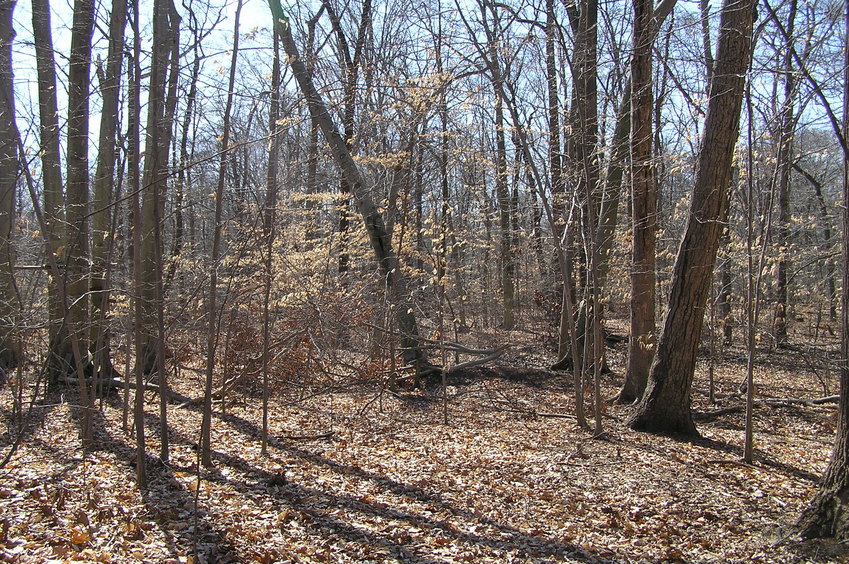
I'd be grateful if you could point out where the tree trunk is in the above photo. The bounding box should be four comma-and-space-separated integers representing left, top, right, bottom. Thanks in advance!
201, 0, 242, 467
0, 0, 17, 375
128, 0, 146, 488
619, 0, 657, 404
66, 0, 95, 370
261, 25, 281, 456
139, 0, 178, 375
90, 0, 127, 384
482, 7, 515, 330
31, 0, 63, 383
627, 0, 756, 436
773, 0, 798, 345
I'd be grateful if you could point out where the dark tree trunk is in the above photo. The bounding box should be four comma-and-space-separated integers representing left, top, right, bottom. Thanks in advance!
627, 0, 756, 436
0, 0, 17, 375
619, 0, 657, 404
31, 0, 63, 382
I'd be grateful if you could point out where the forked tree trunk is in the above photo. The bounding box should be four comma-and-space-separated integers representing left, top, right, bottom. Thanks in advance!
627, 0, 756, 436
90, 0, 127, 383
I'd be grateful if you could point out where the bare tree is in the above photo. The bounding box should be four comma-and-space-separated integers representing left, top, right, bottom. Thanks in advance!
621, 0, 658, 404
627, 0, 757, 436
271, 4, 426, 371
200, 0, 243, 467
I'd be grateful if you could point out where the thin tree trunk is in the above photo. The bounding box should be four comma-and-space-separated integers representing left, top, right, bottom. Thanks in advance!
773, 0, 798, 344
129, 0, 146, 488
201, 0, 242, 467
261, 26, 281, 456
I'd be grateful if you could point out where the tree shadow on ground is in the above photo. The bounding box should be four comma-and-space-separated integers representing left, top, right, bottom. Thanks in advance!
692, 436, 821, 483
89, 396, 240, 563
190, 405, 604, 562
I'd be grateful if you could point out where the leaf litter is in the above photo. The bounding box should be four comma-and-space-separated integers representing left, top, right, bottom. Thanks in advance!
0, 338, 843, 563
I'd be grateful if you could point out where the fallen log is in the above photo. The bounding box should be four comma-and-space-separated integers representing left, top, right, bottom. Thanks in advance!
694, 395, 839, 421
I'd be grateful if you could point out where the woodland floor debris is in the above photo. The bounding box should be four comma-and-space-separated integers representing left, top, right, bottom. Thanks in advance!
0, 334, 845, 562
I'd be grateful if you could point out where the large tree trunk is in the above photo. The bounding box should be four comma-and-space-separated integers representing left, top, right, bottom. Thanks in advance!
627, 0, 756, 436
619, 0, 657, 404
139, 0, 178, 375
554, 0, 677, 373
0, 0, 17, 375
272, 7, 424, 368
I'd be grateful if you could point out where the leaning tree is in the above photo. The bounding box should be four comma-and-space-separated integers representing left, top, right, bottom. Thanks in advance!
627, 0, 757, 436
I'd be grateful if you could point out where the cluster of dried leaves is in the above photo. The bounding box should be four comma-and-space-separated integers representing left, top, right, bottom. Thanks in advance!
0, 332, 844, 562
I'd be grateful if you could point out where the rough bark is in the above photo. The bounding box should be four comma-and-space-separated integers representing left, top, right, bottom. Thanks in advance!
65, 0, 96, 366
627, 0, 756, 436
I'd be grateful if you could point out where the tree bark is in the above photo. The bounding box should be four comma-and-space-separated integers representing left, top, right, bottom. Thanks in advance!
795, 0, 849, 540
65, 0, 96, 368
31, 0, 63, 382
90, 0, 127, 384
139, 0, 178, 375
619, 0, 657, 404
627, 0, 756, 436
773, 0, 798, 344
0, 0, 17, 375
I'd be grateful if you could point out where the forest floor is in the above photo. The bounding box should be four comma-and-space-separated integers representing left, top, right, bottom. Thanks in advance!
0, 324, 846, 563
